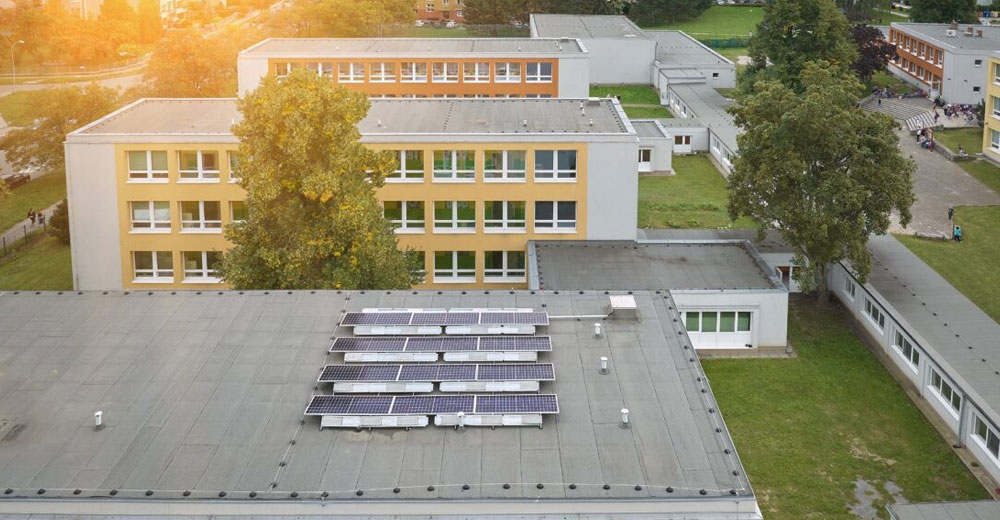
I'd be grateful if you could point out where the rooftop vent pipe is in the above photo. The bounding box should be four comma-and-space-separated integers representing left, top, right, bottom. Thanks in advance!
620, 408, 631, 429
600, 356, 609, 375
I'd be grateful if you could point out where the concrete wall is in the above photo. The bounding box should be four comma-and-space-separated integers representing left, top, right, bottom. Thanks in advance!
759, 252, 803, 293
660, 125, 709, 153
581, 38, 657, 84
944, 51, 989, 105
558, 57, 592, 98
637, 130, 672, 172
237, 55, 270, 96
585, 140, 639, 240
671, 289, 789, 349
64, 142, 123, 291
709, 131, 736, 175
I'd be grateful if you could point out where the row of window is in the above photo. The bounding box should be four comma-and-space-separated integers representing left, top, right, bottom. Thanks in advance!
385, 200, 576, 232
371, 93, 553, 99
893, 56, 943, 89
133, 251, 220, 282
388, 149, 578, 182
128, 150, 238, 182
892, 32, 943, 66
274, 61, 554, 84
684, 311, 752, 333
130, 201, 247, 232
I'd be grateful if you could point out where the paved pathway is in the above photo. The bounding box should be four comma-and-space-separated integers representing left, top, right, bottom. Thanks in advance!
892, 129, 1000, 236
0, 202, 60, 255
0, 73, 142, 97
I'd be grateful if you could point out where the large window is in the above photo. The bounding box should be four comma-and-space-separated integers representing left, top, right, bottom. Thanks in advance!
390, 150, 424, 181
183, 251, 221, 281
231, 201, 248, 223
179, 201, 222, 231
178, 150, 219, 181
994, 63, 1000, 84
433, 201, 475, 231
483, 150, 526, 181
384, 201, 425, 232
434, 251, 475, 281
400, 62, 428, 82
484, 201, 526, 231
973, 414, 1000, 461
992, 129, 1000, 152
685, 311, 752, 333
305, 62, 333, 77
495, 62, 521, 83
863, 298, 885, 330
930, 368, 962, 414
432, 62, 459, 82
525, 62, 553, 82
337, 62, 365, 83
892, 331, 920, 370
534, 150, 577, 180
228, 151, 241, 183
433, 150, 475, 181
130, 201, 171, 231
369, 62, 396, 83
534, 201, 576, 231
484, 251, 526, 281
133, 251, 173, 282
992, 96, 1000, 119
463, 62, 490, 82
127, 150, 168, 181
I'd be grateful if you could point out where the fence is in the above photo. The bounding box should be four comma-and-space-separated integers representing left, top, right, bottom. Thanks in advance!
1, 222, 46, 259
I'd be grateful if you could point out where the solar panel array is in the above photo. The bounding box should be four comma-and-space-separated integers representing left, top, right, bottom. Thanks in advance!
340, 311, 549, 327
329, 336, 552, 353
319, 363, 555, 383
306, 394, 560, 416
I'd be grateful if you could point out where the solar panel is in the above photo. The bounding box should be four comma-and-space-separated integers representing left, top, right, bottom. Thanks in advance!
319, 365, 401, 382
477, 364, 555, 381
340, 310, 549, 327
480, 312, 549, 326
409, 312, 447, 325
478, 336, 552, 351
329, 336, 552, 353
398, 364, 476, 381
431, 395, 476, 414
330, 337, 407, 352
305, 395, 394, 415
320, 363, 553, 382
475, 394, 559, 414
307, 394, 559, 416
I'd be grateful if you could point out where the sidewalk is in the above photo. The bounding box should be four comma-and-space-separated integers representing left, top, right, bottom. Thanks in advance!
0, 202, 60, 256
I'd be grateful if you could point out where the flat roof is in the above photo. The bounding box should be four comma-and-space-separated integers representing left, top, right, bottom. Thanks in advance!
887, 500, 1000, 520
0, 291, 754, 517
532, 241, 781, 291
631, 120, 667, 138
241, 37, 587, 56
70, 98, 633, 140
663, 83, 739, 150
648, 31, 732, 67
530, 14, 647, 39
891, 23, 1000, 52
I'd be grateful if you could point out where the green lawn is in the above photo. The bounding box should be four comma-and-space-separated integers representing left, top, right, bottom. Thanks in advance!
398, 27, 469, 38
896, 206, 1000, 322
713, 46, 748, 62
958, 160, 1000, 194
589, 85, 660, 105
0, 90, 48, 127
643, 6, 764, 37
638, 154, 754, 229
623, 105, 673, 118
0, 232, 72, 290
704, 300, 989, 520
934, 127, 983, 155
869, 70, 917, 96
0, 169, 67, 231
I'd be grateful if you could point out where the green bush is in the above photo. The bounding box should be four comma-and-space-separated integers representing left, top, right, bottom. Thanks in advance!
47, 199, 70, 245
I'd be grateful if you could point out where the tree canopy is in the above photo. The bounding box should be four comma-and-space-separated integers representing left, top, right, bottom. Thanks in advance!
266, 0, 414, 37
850, 24, 896, 81
727, 62, 916, 302
139, 28, 255, 97
220, 68, 421, 290
910, 0, 977, 24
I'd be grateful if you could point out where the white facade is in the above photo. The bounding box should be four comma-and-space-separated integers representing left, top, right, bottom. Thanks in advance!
568, 38, 656, 84
585, 141, 640, 239
673, 289, 789, 350
64, 142, 122, 291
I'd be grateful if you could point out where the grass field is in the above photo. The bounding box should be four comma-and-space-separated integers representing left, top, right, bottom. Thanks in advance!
0, 90, 48, 127
590, 85, 660, 105
895, 206, 1000, 322
623, 105, 673, 118
713, 47, 748, 62
958, 159, 1000, 194
934, 127, 983, 155
869, 70, 917, 96
643, 6, 763, 38
638, 155, 754, 229
0, 232, 73, 291
0, 169, 67, 232
704, 300, 989, 519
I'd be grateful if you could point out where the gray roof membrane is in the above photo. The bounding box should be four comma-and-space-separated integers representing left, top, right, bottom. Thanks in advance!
242, 37, 588, 55
0, 290, 752, 514
887, 500, 1000, 520
530, 14, 647, 39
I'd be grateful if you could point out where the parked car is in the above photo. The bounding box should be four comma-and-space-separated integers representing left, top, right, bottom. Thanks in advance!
1, 173, 30, 190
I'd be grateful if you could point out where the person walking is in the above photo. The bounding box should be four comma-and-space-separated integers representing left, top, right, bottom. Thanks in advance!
37, 210, 45, 227
954, 225, 963, 242
877, 98, 882, 107
27, 208, 35, 225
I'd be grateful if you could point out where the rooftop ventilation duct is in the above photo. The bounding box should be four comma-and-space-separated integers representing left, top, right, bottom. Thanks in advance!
608, 295, 638, 319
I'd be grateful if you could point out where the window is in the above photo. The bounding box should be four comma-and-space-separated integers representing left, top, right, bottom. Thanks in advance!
432, 62, 459, 82
483, 150, 526, 181
701, 312, 717, 332
684, 311, 751, 332
534, 201, 576, 231
231, 201, 248, 223
228, 151, 241, 183
484, 201, 526, 231
127, 150, 168, 181
384, 201, 425, 232
273, 62, 291, 77
305, 62, 333, 77
994, 63, 1000, 84
433, 201, 475, 231
685, 312, 699, 331
337, 62, 365, 83
737, 311, 751, 332
425, 2, 433, 12
844, 278, 856, 300
183, 251, 221, 281
400, 62, 427, 82
370, 62, 396, 83
973, 86, 981, 93
484, 251, 526, 281
892, 331, 920, 370
179, 201, 222, 231
975, 59, 983, 67
133, 251, 173, 281
130, 201, 171, 231
463, 62, 490, 82
930, 368, 962, 414
433, 150, 475, 181
712, 72, 719, 78
638, 149, 652, 162
434, 251, 475, 281
674, 135, 691, 145
863, 298, 885, 330
992, 130, 1000, 152
525, 62, 552, 82
390, 150, 424, 181
178, 150, 219, 181
973, 414, 1000, 460
534, 150, 577, 180
495, 62, 521, 83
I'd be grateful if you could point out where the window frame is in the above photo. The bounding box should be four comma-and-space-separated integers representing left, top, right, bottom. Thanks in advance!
433, 250, 475, 282
337, 62, 365, 83
384, 201, 425, 233
892, 330, 920, 371
179, 201, 223, 232
230, 201, 248, 224
494, 62, 521, 83
463, 62, 490, 83
431, 62, 459, 83
400, 62, 428, 83
369, 62, 396, 83
177, 150, 220, 183
483, 150, 527, 182
844, 278, 856, 300
483, 250, 526, 282
863, 298, 886, 331
432, 150, 475, 182
127, 150, 168, 182
534, 149, 578, 181
525, 62, 553, 83
182, 251, 221, 283
483, 200, 526, 233
227, 151, 241, 183
929, 368, 962, 415
534, 201, 576, 232
433, 200, 476, 233
992, 129, 1000, 152
132, 251, 174, 282
973, 413, 1000, 461
389, 150, 425, 182
129, 201, 171, 233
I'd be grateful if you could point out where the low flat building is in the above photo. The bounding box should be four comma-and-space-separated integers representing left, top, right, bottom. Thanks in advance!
65, 98, 641, 291
888, 500, 1000, 519
0, 290, 761, 519
888, 22, 1000, 104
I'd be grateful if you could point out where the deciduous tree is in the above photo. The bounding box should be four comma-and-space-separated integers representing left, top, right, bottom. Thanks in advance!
850, 24, 895, 81
220, 68, 421, 289
140, 29, 249, 97
910, 0, 977, 24
267, 0, 414, 37
727, 62, 916, 303
137, 0, 164, 44
48, 199, 70, 245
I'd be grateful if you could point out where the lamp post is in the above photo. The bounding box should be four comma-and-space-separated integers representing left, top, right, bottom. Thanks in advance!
10, 39, 24, 92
